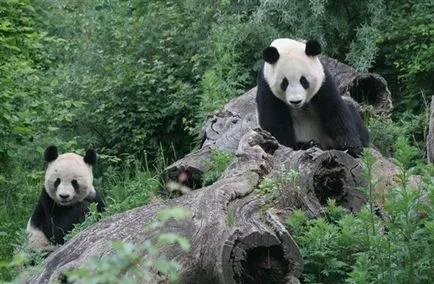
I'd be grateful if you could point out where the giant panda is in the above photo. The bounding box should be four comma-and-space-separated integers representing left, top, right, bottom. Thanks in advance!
256, 38, 369, 157
27, 145, 105, 252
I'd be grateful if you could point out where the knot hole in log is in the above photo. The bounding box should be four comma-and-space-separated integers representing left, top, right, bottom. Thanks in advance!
240, 245, 289, 284
314, 158, 346, 205
350, 76, 388, 107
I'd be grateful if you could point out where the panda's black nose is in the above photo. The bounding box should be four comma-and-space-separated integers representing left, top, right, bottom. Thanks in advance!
290, 100, 302, 105
59, 194, 70, 199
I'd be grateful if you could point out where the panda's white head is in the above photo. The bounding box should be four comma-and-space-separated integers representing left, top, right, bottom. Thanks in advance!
263, 38, 325, 108
44, 145, 97, 206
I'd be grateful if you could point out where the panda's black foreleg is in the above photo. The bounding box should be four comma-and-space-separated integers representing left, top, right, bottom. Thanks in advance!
95, 189, 106, 213
313, 93, 364, 157
256, 72, 298, 148
327, 110, 364, 157
344, 99, 370, 147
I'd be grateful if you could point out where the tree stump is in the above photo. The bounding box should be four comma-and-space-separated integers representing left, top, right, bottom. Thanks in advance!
26, 60, 394, 283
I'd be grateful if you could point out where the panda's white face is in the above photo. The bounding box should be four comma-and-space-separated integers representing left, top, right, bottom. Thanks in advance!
263, 38, 325, 108
44, 153, 95, 206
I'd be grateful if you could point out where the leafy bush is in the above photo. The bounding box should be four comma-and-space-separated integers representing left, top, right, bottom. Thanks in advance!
286, 142, 434, 283
369, 111, 428, 161
378, 0, 434, 114
253, 0, 385, 71
256, 165, 299, 199
1, 1, 432, 283
33, 0, 203, 160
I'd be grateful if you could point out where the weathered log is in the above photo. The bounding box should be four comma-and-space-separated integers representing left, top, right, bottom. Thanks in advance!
26, 130, 304, 284
28, 60, 394, 283
321, 57, 393, 113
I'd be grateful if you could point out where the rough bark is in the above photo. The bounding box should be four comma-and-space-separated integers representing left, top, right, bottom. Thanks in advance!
27, 130, 305, 284
321, 57, 393, 113
28, 61, 393, 283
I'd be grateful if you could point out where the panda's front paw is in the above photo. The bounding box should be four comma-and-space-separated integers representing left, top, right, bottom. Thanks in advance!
346, 146, 363, 157
295, 140, 321, 150
335, 136, 363, 157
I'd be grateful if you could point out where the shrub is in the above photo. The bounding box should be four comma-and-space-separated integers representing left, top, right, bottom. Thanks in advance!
287, 142, 434, 283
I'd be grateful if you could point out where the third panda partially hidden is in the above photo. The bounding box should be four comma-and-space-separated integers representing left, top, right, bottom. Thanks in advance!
256, 38, 369, 157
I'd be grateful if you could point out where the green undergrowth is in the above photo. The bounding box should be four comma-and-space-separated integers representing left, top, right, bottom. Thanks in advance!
286, 139, 434, 283
0, 157, 168, 281
201, 150, 235, 186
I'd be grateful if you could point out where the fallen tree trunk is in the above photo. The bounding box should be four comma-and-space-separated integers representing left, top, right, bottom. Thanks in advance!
27, 61, 394, 283
27, 130, 306, 283
321, 57, 392, 112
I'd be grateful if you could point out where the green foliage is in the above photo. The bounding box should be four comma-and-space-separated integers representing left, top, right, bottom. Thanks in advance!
256, 165, 298, 199
201, 150, 235, 186
0, 0, 45, 169
368, 111, 428, 160
254, 0, 385, 71
368, 114, 403, 156
64, 207, 191, 283
33, 0, 202, 160
0, 169, 42, 280
287, 139, 434, 284
226, 208, 236, 227
63, 203, 102, 243
100, 166, 163, 215
1, 0, 432, 282
379, 0, 434, 114
0, 227, 50, 282
1, 159, 164, 281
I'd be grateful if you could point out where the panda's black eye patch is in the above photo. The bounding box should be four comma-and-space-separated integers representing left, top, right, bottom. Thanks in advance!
54, 178, 61, 188
300, 76, 309, 89
280, 78, 289, 91
71, 179, 79, 191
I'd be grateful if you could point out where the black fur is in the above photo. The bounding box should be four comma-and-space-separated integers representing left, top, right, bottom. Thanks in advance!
263, 46, 280, 64
29, 187, 105, 245
256, 68, 295, 147
85, 189, 105, 213
44, 145, 58, 163
344, 100, 370, 147
256, 65, 369, 157
84, 149, 97, 166
305, 40, 322, 56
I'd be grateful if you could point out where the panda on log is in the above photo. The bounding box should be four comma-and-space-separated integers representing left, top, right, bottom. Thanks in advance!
256, 38, 369, 157
27, 145, 105, 252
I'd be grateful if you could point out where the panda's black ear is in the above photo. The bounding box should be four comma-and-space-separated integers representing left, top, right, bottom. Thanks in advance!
44, 145, 58, 163
84, 149, 97, 166
263, 46, 280, 64
305, 40, 322, 56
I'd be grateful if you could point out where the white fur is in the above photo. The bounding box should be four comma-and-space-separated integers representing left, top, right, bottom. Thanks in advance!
45, 153, 94, 206
263, 38, 325, 108
26, 220, 57, 252
290, 106, 334, 149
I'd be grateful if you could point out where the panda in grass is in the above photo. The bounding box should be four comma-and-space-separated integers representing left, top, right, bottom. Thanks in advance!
256, 38, 369, 157
27, 145, 105, 252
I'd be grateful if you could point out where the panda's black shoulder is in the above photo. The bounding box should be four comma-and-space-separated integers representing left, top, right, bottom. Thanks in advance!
256, 65, 296, 147
29, 188, 54, 228
312, 66, 341, 100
